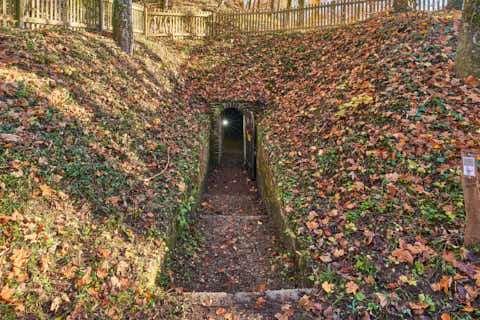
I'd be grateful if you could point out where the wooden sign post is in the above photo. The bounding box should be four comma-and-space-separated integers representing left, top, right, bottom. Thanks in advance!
462, 150, 480, 246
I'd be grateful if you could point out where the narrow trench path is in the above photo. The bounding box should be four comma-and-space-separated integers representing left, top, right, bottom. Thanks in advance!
173, 163, 295, 293
168, 142, 308, 319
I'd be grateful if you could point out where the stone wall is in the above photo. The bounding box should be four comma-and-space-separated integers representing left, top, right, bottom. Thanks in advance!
256, 128, 313, 287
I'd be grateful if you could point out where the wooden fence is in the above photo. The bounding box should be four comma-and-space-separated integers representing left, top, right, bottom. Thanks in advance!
147, 0, 449, 38
208, 0, 450, 37
0, 0, 451, 38
0, 0, 146, 32
147, 10, 210, 38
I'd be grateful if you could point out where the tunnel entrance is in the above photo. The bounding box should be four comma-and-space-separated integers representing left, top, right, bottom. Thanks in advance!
217, 108, 256, 180
220, 108, 244, 167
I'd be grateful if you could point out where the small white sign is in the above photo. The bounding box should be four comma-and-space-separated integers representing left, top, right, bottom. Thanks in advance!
463, 157, 476, 177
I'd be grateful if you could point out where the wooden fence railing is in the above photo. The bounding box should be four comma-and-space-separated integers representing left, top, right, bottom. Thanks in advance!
208, 0, 449, 37
0, 0, 450, 38
147, 10, 211, 38
0, 0, 146, 32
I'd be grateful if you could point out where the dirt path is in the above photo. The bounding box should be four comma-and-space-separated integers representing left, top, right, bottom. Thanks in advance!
167, 162, 306, 319
172, 164, 295, 293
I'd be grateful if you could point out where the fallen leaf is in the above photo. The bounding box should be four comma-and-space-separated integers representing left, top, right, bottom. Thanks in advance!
333, 248, 345, 258
431, 276, 451, 294
255, 296, 266, 309
216, 308, 226, 315
0, 286, 16, 303
0, 133, 20, 142
390, 247, 414, 264
441, 314, 451, 320
322, 281, 334, 293
255, 284, 266, 292
376, 292, 388, 307
319, 255, 332, 263
50, 296, 62, 312
177, 182, 186, 192
39, 184, 54, 197
346, 281, 359, 294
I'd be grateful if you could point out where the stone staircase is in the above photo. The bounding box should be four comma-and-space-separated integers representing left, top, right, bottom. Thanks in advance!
169, 160, 313, 319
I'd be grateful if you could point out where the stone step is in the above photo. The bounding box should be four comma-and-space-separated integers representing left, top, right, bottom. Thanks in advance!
202, 194, 263, 215
185, 288, 315, 307
200, 215, 264, 221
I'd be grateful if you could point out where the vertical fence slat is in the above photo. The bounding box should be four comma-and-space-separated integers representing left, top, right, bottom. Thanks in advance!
6, 0, 450, 37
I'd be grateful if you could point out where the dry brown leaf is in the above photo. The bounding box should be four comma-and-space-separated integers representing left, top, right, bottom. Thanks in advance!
431, 276, 451, 294
385, 172, 401, 182
376, 292, 388, 307
0, 133, 20, 143
201, 299, 212, 307
77, 267, 92, 287
333, 248, 345, 258
322, 281, 334, 293
39, 184, 54, 197
255, 296, 266, 309
177, 182, 186, 192
50, 296, 62, 312
390, 248, 414, 264
345, 281, 359, 294
306, 220, 319, 230
319, 255, 332, 263
116, 260, 129, 276
255, 284, 266, 292
0, 286, 16, 303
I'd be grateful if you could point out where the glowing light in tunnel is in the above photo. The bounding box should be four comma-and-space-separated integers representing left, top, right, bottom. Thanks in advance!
222, 119, 229, 126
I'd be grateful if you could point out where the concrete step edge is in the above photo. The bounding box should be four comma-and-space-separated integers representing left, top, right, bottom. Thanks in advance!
184, 288, 315, 307
200, 215, 263, 220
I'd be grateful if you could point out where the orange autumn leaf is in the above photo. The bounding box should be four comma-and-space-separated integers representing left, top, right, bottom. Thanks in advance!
345, 281, 358, 295
0, 286, 16, 303
322, 281, 334, 293
431, 276, 451, 294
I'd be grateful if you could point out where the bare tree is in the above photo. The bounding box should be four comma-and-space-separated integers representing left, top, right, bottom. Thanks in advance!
447, 0, 463, 9
456, 0, 480, 77
113, 0, 133, 55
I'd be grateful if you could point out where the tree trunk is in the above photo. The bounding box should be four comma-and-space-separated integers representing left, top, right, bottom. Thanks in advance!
16, 0, 25, 29
99, 0, 104, 32
447, 0, 463, 9
298, 0, 305, 26
393, 0, 409, 11
113, 0, 133, 55
456, 0, 480, 78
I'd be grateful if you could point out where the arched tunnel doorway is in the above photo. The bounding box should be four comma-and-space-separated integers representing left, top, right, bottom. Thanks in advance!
221, 108, 244, 166
217, 107, 256, 180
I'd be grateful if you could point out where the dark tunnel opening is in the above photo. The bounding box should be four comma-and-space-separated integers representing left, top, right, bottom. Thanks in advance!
222, 108, 244, 167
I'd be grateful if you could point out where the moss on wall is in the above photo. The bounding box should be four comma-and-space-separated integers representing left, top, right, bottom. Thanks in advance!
256, 128, 313, 287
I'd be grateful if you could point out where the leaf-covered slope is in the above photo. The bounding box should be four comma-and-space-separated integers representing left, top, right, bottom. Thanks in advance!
186, 11, 480, 318
0, 28, 207, 318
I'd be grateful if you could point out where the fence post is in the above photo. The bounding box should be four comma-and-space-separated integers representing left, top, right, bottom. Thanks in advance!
144, 4, 148, 37
462, 150, 480, 246
16, 0, 25, 29
99, 0, 104, 31
62, 0, 69, 27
